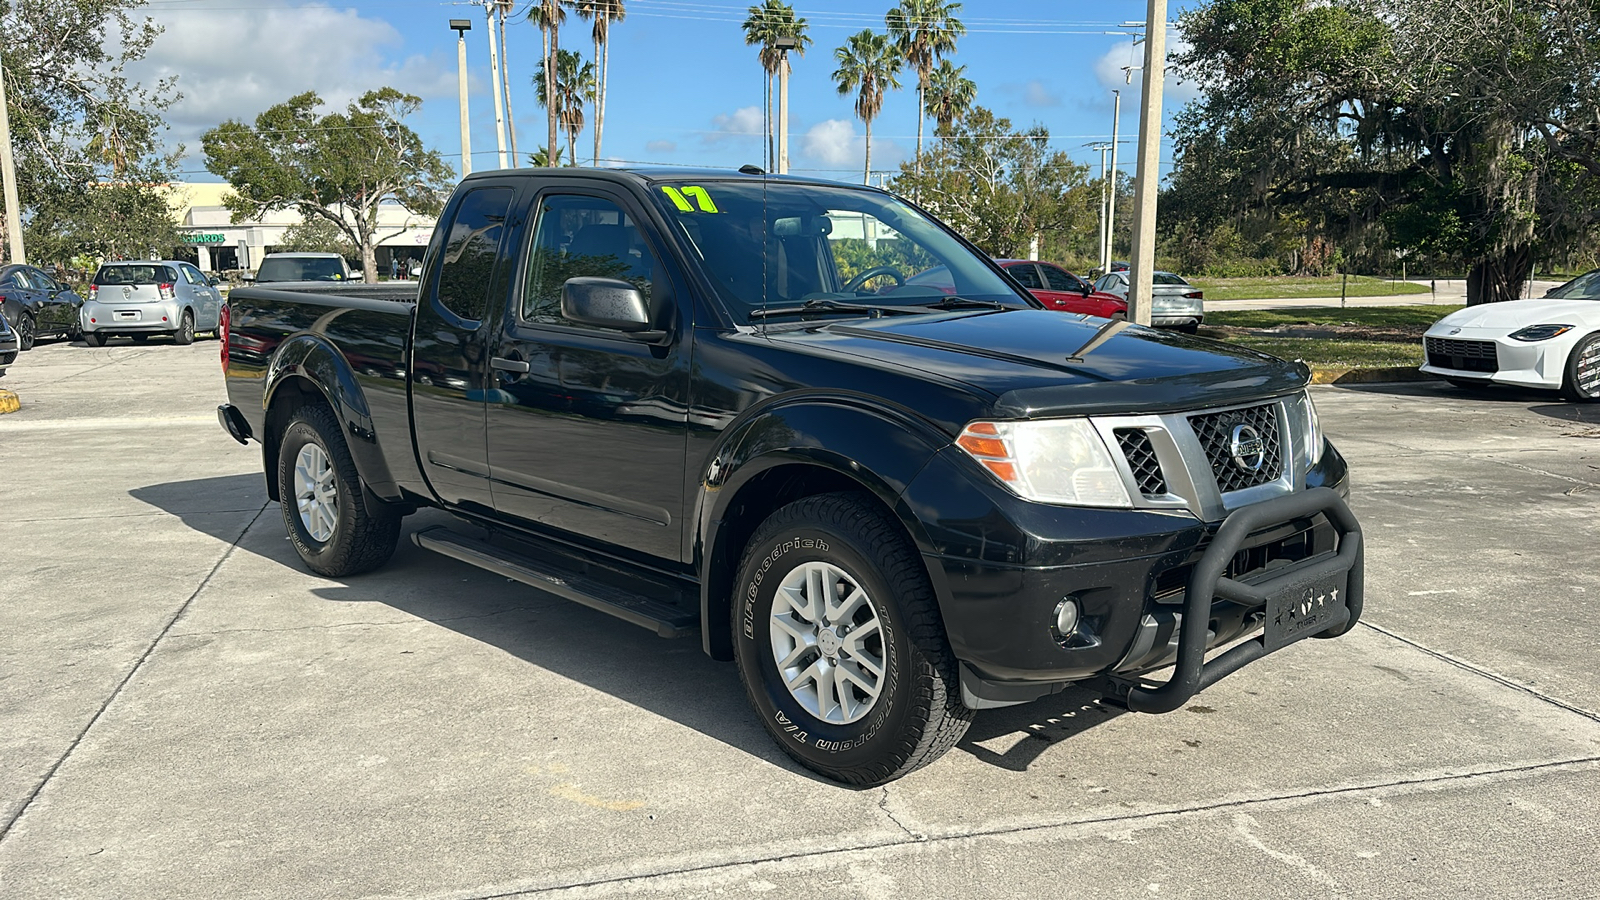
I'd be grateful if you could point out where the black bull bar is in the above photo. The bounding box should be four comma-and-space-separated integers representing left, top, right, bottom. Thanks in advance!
1098, 486, 1364, 714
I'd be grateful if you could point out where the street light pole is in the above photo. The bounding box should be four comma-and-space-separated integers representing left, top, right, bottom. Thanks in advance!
1127, 0, 1168, 328
1105, 89, 1121, 273
0, 59, 25, 265
774, 35, 799, 175
1090, 142, 1111, 274
451, 19, 474, 177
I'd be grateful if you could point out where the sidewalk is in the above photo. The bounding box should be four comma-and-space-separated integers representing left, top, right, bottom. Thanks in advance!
1217, 279, 1563, 310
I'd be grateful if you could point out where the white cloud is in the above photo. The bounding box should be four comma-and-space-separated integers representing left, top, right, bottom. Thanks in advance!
1024, 81, 1062, 108
645, 139, 678, 154
1093, 40, 1201, 106
801, 119, 903, 175
702, 106, 766, 147
127, 3, 457, 157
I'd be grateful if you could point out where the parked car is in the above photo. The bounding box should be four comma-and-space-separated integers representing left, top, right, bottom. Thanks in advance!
1421, 268, 1600, 400
252, 252, 360, 284
81, 260, 225, 346
0, 311, 18, 375
0, 264, 84, 350
996, 259, 1129, 319
1093, 270, 1205, 332
219, 167, 1362, 787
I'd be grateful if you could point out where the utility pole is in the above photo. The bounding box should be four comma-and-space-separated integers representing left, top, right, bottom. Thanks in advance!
1090, 142, 1111, 274
1105, 90, 1121, 273
775, 36, 798, 174
451, 19, 473, 177
1127, 0, 1167, 328
485, 3, 509, 169
0, 58, 25, 265
497, 2, 519, 167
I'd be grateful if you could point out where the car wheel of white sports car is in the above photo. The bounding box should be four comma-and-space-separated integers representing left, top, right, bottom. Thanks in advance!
1560, 333, 1600, 402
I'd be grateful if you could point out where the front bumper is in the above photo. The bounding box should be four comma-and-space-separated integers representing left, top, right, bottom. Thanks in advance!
81, 300, 183, 335
904, 444, 1358, 712
1418, 326, 1566, 389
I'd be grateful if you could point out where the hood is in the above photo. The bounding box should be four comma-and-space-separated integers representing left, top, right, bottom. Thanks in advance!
768, 309, 1307, 417
1432, 299, 1600, 331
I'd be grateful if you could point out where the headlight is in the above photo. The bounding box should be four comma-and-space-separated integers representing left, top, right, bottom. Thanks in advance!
1509, 324, 1573, 342
956, 419, 1132, 507
1304, 390, 1324, 465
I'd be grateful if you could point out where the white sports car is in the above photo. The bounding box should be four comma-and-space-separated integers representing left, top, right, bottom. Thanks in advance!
1421, 269, 1600, 401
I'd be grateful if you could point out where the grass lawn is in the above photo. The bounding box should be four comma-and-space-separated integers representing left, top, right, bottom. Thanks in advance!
1189, 275, 1434, 301
1199, 304, 1465, 369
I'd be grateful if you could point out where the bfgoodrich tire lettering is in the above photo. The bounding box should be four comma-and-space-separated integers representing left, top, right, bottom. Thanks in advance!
276, 403, 401, 576
733, 492, 971, 786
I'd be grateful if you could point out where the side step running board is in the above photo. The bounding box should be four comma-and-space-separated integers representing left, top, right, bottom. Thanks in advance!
411, 526, 700, 639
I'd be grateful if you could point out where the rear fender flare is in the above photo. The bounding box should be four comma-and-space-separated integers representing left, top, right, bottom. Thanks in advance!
263, 333, 398, 504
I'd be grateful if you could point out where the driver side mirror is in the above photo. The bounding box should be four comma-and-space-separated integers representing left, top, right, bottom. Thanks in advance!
561, 277, 667, 341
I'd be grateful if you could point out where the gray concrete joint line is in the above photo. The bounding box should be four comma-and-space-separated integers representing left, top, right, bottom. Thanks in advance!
0, 503, 270, 847
1359, 621, 1600, 723
877, 786, 921, 840
441, 756, 1600, 900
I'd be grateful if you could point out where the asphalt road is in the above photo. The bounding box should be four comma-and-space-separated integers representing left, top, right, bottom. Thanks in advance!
1, 337, 1597, 899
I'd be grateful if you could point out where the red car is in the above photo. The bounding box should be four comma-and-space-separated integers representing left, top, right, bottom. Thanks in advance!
995, 259, 1128, 320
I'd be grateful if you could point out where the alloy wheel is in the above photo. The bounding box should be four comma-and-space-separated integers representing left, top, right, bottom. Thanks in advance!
293, 443, 338, 542
769, 560, 886, 725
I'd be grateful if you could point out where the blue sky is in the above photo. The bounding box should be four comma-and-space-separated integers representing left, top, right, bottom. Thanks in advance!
133, 0, 1202, 185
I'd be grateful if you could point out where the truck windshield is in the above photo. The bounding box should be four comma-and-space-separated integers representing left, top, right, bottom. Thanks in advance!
653, 180, 1028, 320
256, 257, 347, 282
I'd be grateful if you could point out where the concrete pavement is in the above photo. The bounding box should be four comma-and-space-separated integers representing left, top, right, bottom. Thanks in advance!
1, 338, 1597, 898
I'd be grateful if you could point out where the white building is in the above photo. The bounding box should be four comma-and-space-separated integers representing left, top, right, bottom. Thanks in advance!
164, 183, 437, 275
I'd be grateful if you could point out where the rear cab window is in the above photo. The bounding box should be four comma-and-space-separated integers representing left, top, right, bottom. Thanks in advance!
434, 186, 516, 322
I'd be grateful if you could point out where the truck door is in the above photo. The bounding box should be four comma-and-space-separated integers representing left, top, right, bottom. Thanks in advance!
484, 186, 690, 563
411, 182, 522, 513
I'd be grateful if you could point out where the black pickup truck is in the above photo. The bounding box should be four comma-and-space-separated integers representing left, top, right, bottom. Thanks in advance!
218, 168, 1363, 786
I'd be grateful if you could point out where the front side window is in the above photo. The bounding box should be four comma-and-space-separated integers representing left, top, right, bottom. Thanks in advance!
1043, 265, 1082, 292
654, 180, 1026, 320
435, 186, 515, 321
1548, 270, 1600, 300
180, 264, 205, 285
523, 194, 659, 328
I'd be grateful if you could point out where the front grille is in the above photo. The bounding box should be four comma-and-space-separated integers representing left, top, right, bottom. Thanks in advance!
1115, 428, 1168, 496
1425, 337, 1498, 373
1188, 402, 1284, 493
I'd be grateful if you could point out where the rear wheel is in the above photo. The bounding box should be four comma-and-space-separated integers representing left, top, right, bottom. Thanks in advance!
173, 311, 195, 345
732, 492, 972, 786
276, 403, 401, 576
84, 332, 107, 347
18, 315, 34, 351
1560, 333, 1600, 402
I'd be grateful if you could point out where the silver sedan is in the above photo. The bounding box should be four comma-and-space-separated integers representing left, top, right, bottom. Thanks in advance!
1093, 270, 1206, 332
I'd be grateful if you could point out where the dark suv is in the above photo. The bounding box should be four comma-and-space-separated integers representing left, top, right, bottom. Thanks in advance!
0, 264, 83, 350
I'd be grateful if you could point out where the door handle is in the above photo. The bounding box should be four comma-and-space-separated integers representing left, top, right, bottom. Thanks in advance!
490, 357, 530, 374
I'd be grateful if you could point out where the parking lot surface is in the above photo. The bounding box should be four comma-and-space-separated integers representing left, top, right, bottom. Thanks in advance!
1, 339, 1597, 898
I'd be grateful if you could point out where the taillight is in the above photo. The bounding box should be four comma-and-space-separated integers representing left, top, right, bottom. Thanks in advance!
158, 282, 175, 301
219, 303, 230, 371
1184, 291, 1203, 300
89, 285, 98, 300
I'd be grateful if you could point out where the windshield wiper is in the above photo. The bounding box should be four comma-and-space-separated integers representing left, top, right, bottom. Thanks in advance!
919, 296, 1009, 311
749, 298, 928, 321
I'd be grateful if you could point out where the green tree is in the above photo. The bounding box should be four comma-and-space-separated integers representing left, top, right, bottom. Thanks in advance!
1169, 0, 1600, 303
922, 59, 976, 136
574, 0, 625, 166
535, 50, 596, 167
278, 217, 357, 259
742, 1, 810, 171
202, 88, 453, 281
2, 0, 179, 265
885, 0, 965, 175
832, 30, 902, 185
891, 107, 1096, 259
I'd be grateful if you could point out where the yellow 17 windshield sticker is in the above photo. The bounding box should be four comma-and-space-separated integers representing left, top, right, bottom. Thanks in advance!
661, 185, 719, 213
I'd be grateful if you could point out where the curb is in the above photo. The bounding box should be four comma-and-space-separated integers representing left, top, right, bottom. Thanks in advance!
0, 389, 18, 414
1310, 367, 1430, 385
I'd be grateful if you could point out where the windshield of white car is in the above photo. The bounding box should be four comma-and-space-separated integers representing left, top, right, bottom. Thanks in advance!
1546, 270, 1600, 300
653, 180, 1030, 321
256, 258, 348, 282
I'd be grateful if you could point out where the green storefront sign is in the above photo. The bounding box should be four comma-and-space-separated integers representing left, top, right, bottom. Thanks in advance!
184, 233, 227, 245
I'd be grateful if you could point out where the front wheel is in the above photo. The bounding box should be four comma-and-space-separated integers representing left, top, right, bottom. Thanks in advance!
1560, 333, 1600, 402
276, 403, 401, 576
732, 492, 972, 786
173, 310, 195, 345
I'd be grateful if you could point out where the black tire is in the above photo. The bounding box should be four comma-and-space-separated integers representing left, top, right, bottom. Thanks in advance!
276, 403, 401, 577
84, 332, 107, 347
130, 334, 150, 344
173, 310, 195, 345
1561, 333, 1600, 402
732, 492, 972, 786
18, 314, 35, 351
1177, 322, 1200, 334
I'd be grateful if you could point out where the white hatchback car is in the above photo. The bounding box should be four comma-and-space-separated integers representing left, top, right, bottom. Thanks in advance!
82, 260, 224, 346
1421, 270, 1600, 401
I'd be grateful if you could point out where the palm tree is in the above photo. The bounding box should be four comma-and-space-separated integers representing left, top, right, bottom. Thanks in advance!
529, 0, 568, 166
742, 1, 809, 170
885, 0, 965, 174
832, 30, 902, 185
923, 59, 976, 136
536, 49, 596, 167
575, 0, 626, 167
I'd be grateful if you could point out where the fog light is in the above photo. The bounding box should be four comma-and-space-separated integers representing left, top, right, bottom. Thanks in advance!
1054, 598, 1080, 636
